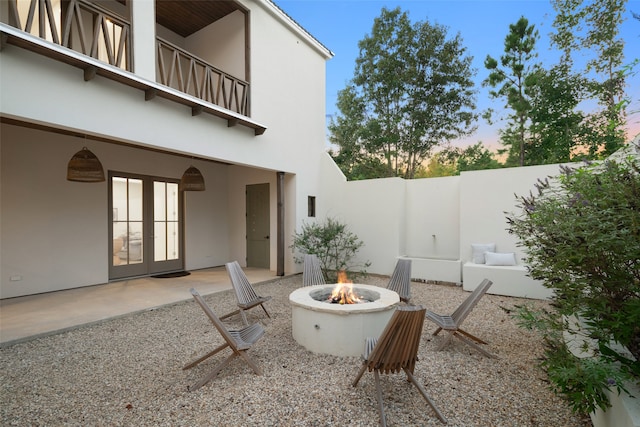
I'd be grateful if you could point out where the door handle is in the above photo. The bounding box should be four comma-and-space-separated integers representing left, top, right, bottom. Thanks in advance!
265, 235, 270, 239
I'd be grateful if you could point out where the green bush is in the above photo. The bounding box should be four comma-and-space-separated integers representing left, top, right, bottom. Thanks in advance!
291, 217, 370, 282
507, 146, 640, 414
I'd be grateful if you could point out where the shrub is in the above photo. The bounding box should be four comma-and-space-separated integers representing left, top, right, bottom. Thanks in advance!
291, 217, 370, 282
507, 145, 640, 414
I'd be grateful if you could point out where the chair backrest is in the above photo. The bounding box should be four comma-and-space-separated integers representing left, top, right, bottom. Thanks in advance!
190, 288, 247, 351
226, 261, 260, 305
303, 254, 325, 286
451, 279, 493, 326
387, 259, 412, 302
365, 305, 426, 374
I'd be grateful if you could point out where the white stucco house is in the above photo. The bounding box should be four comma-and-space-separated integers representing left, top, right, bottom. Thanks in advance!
1, 0, 561, 301
1, 0, 336, 298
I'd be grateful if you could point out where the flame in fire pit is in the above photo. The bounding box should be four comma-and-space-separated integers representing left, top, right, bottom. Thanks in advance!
329, 271, 362, 304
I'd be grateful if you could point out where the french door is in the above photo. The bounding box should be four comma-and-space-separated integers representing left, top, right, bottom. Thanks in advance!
109, 172, 183, 280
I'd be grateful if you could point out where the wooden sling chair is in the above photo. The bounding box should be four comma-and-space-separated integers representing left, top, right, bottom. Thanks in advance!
352, 305, 447, 426
220, 261, 272, 326
425, 278, 495, 358
386, 258, 412, 304
183, 288, 265, 391
302, 253, 325, 286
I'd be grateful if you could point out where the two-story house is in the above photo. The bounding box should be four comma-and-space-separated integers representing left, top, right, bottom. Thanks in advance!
0, 0, 333, 298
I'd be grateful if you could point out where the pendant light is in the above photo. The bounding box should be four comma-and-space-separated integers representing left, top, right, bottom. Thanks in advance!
180, 165, 206, 191
66, 147, 105, 182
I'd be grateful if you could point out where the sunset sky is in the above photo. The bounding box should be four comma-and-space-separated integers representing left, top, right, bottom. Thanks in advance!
278, 0, 640, 149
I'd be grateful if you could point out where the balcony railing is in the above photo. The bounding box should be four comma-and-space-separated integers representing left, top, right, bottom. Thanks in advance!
6, 0, 131, 70
4, 0, 251, 118
157, 39, 250, 117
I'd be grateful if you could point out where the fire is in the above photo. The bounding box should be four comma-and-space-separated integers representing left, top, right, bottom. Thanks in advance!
329, 271, 362, 304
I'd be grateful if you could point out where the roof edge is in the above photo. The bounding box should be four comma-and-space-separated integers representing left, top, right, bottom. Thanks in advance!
257, 0, 334, 60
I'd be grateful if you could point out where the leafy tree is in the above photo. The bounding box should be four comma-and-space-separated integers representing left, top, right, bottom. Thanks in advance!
437, 143, 503, 175
507, 148, 640, 414
483, 16, 539, 166
455, 142, 502, 173
328, 85, 389, 180
329, 7, 477, 180
420, 152, 457, 178
551, 0, 628, 156
526, 65, 587, 164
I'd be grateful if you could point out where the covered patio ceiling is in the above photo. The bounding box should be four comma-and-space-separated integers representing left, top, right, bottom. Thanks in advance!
118, 0, 246, 37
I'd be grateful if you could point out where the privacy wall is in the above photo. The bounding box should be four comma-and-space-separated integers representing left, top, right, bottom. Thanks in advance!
320, 153, 572, 293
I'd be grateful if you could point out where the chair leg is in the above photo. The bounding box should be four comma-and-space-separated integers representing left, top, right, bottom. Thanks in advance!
219, 308, 241, 321
435, 332, 455, 351
432, 327, 443, 336
239, 309, 249, 326
188, 353, 236, 391
457, 328, 488, 344
351, 364, 367, 387
238, 350, 263, 375
404, 368, 448, 424
260, 303, 271, 319
454, 333, 497, 358
183, 343, 229, 370
373, 370, 387, 427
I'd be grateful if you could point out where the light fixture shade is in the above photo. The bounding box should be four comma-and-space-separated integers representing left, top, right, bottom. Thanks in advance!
67, 147, 105, 182
180, 166, 206, 191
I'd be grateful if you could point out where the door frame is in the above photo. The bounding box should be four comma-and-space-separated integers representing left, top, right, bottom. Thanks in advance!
108, 171, 184, 280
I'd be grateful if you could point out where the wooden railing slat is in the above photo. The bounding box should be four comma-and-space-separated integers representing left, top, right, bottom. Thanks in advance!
43, 0, 59, 44
24, 0, 36, 34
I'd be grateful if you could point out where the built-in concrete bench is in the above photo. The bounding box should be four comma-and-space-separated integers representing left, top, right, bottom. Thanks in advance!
400, 257, 461, 284
462, 262, 552, 300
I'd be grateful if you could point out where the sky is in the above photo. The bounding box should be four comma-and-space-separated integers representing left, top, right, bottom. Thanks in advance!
277, 0, 640, 149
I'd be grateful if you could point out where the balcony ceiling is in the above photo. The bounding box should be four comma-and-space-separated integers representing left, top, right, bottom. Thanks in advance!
119, 1, 243, 38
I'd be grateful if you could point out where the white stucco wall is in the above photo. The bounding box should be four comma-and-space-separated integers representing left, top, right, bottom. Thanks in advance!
405, 176, 460, 260
0, 124, 238, 298
316, 161, 573, 292
322, 177, 406, 276
1, 127, 107, 298
185, 10, 246, 79
459, 164, 570, 264
183, 164, 231, 271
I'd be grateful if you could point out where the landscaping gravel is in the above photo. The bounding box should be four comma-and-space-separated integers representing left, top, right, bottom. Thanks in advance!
0, 275, 592, 426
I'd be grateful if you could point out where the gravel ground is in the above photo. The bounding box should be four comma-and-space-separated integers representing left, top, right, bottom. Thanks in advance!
0, 275, 592, 426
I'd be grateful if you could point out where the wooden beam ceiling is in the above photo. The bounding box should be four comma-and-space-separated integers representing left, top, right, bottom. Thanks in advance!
118, 0, 243, 37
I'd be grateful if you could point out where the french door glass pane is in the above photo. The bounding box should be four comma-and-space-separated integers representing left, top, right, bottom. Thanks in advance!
167, 183, 179, 260
153, 181, 179, 262
154, 221, 167, 261
167, 221, 179, 259
154, 182, 166, 221
112, 177, 143, 266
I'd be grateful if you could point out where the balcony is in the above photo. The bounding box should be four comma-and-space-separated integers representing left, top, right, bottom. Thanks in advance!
157, 38, 249, 117
0, 0, 265, 134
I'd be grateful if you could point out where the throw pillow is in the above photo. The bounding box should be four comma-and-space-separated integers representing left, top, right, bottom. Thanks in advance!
485, 252, 517, 266
471, 243, 496, 264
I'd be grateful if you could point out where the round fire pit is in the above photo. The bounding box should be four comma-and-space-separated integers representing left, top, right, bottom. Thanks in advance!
289, 284, 400, 357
